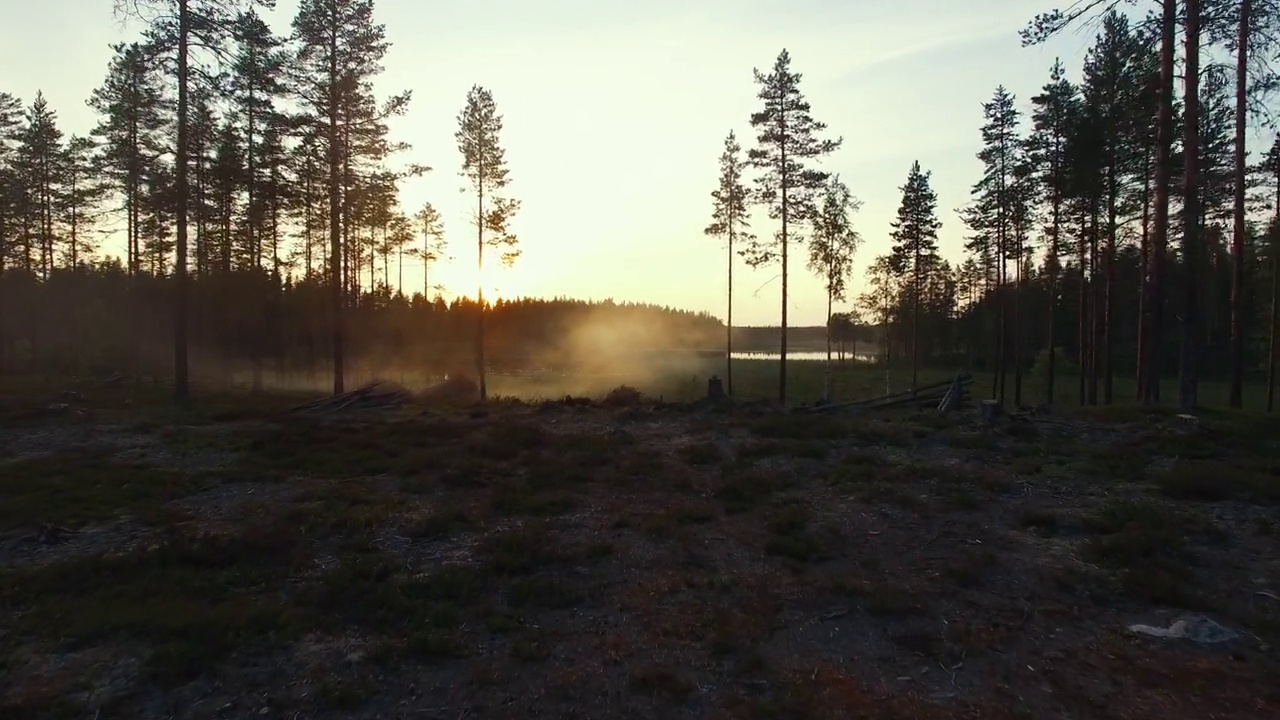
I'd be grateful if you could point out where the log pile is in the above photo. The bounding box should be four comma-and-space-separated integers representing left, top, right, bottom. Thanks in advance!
290, 381, 412, 415
804, 372, 973, 414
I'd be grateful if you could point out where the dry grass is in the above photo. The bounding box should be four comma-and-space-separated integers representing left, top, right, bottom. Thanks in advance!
1, 390, 1278, 719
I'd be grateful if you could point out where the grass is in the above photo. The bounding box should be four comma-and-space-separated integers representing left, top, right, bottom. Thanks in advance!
0, 448, 208, 531
2, 379, 1278, 719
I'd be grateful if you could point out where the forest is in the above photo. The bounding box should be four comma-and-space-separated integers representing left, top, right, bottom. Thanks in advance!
0, 0, 1278, 410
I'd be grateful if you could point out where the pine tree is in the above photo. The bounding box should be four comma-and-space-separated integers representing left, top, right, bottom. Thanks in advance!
746, 49, 841, 403
1181, 0, 1204, 410
413, 201, 446, 299
60, 135, 105, 270
15, 92, 64, 280
1257, 137, 1280, 411
888, 161, 942, 390
1008, 149, 1039, 407
807, 175, 861, 399
1144, 0, 1177, 406
229, 8, 286, 273
0, 91, 23, 375
293, 0, 406, 394
1028, 58, 1081, 404
117, 0, 254, 401
456, 84, 519, 401
1022, 0, 1178, 408
704, 130, 753, 397
966, 86, 1020, 403
1080, 11, 1146, 405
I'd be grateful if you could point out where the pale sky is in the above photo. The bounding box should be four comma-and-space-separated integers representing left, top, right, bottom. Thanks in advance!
4, 0, 1115, 325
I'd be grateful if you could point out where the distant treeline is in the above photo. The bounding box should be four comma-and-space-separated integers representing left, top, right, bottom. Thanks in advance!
0, 263, 726, 383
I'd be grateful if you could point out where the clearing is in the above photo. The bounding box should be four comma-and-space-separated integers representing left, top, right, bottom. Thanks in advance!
1, 383, 1278, 719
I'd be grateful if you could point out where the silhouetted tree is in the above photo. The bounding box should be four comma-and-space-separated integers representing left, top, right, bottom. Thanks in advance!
1182, 0, 1204, 410
293, 0, 406, 394
807, 174, 861, 398
965, 87, 1019, 402
413, 201, 446, 299
456, 84, 519, 401
704, 130, 753, 396
746, 49, 841, 403
888, 161, 941, 390
1028, 58, 1080, 404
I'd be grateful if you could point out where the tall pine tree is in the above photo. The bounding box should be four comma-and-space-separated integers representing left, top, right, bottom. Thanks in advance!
807, 175, 861, 399
746, 49, 841, 403
704, 130, 753, 397
1028, 58, 1080, 404
888, 161, 941, 391
456, 85, 519, 402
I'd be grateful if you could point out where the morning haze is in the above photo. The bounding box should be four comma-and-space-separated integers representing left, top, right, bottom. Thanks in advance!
2, 0, 1090, 326
4, 2, 1280, 717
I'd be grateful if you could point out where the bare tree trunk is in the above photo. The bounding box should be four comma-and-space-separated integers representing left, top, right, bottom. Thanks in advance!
1104, 162, 1117, 404
779, 146, 789, 404
1013, 236, 1023, 407
1180, 0, 1202, 412
174, 0, 191, 403
1270, 177, 1280, 412
477, 174, 487, 401
1229, 0, 1250, 409
1144, 0, 1177, 406
1088, 206, 1100, 406
1138, 147, 1151, 399
825, 288, 833, 401
1078, 212, 1088, 406
913, 246, 921, 391
0, 208, 6, 376
1047, 153, 1061, 405
328, 21, 344, 395
727, 221, 734, 396
1270, 252, 1278, 412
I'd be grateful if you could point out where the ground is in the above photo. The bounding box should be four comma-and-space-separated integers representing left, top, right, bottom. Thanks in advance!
1, 378, 1279, 720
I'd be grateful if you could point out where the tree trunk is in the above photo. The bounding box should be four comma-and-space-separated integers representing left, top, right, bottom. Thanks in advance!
328, 22, 344, 395
1079, 211, 1088, 406
477, 173, 487, 401
1144, 0, 1176, 406
1180, 0, 1202, 411
1138, 145, 1152, 398
1013, 234, 1023, 407
1088, 206, 1099, 406
1047, 148, 1061, 405
174, 0, 191, 403
1269, 252, 1278, 412
825, 288, 834, 401
1104, 161, 1117, 405
913, 246, 921, 391
1270, 174, 1280, 412
1229, 0, 1250, 409
0, 208, 5, 376
779, 143, 789, 404
727, 221, 734, 396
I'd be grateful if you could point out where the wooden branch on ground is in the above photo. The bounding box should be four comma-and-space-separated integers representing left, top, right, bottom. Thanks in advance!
291, 380, 410, 414
805, 372, 973, 414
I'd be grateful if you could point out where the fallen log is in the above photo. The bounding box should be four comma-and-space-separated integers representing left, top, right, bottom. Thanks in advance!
291, 380, 410, 414
806, 372, 972, 414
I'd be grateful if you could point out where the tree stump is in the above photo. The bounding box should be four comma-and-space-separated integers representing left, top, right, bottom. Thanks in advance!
707, 375, 726, 402
980, 399, 1002, 424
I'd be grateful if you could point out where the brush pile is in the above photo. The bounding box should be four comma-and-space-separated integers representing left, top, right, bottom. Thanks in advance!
291, 381, 412, 415
805, 372, 973, 414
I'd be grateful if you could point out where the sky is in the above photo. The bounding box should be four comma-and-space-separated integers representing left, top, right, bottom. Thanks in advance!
2, 0, 1144, 326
